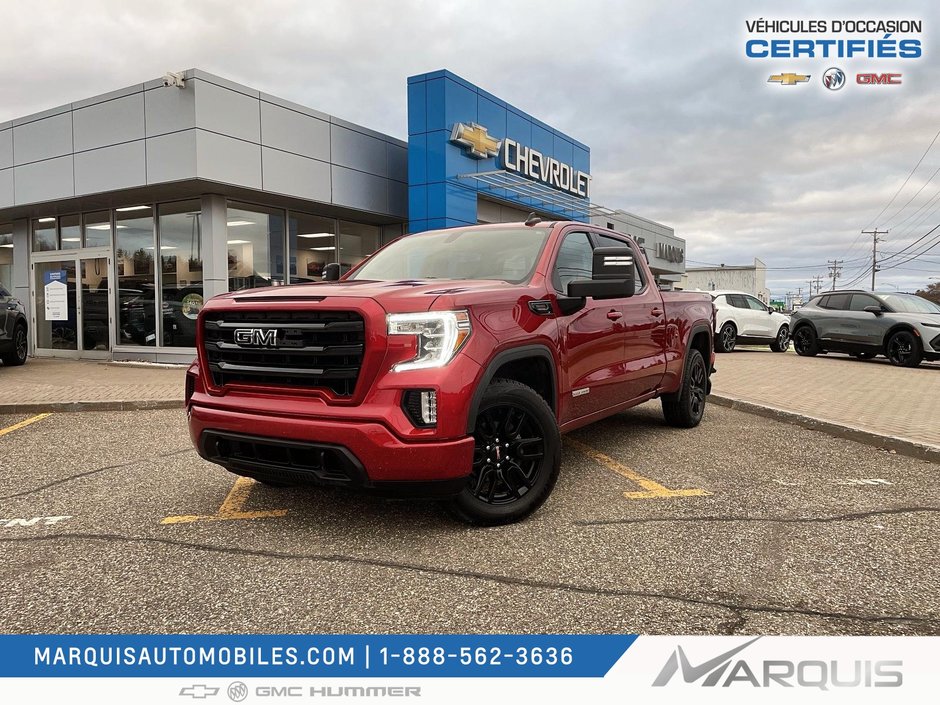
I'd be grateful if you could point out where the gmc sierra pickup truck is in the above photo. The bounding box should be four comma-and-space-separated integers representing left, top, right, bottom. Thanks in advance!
186, 219, 715, 525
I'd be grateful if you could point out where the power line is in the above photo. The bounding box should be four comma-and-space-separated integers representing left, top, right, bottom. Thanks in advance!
863, 127, 940, 231
861, 229, 887, 291
827, 259, 843, 290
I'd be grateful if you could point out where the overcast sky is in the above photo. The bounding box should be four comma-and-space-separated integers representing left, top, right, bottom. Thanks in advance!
2, 0, 938, 297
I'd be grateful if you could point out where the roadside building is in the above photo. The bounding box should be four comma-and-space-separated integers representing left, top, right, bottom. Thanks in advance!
680, 258, 771, 303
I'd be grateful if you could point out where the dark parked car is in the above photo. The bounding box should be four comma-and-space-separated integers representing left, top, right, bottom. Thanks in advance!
789, 290, 940, 367
0, 282, 28, 366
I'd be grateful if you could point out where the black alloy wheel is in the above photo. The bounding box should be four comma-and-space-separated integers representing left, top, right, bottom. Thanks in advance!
2, 324, 28, 366
662, 348, 708, 428
886, 330, 923, 368
446, 379, 560, 525
792, 326, 819, 357
717, 323, 737, 353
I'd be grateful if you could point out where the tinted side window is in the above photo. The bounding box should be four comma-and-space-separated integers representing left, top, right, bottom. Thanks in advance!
849, 294, 879, 311
745, 296, 766, 311
594, 233, 645, 293
814, 295, 829, 309
727, 294, 749, 309
552, 231, 594, 292
823, 293, 851, 310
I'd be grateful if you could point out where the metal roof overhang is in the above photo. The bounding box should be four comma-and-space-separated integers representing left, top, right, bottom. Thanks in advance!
456, 170, 623, 219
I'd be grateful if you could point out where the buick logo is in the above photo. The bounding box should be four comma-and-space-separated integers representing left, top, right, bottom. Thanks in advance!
234, 328, 278, 347
823, 67, 845, 91
227, 681, 248, 702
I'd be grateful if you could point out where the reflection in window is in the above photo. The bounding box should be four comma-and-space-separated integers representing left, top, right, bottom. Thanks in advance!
59, 215, 81, 248
227, 203, 285, 290
32, 217, 57, 251
159, 200, 202, 347
83, 211, 112, 248
338, 221, 380, 271
115, 207, 156, 346
290, 213, 335, 283
0, 224, 12, 286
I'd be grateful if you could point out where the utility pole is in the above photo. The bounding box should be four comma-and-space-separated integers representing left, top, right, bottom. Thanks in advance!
814, 274, 823, 295
827, 260, 843, 290
785, 290, 794, 310
796, 287, 803, 306
861, 229, 887, 291
808, 275, 823, 296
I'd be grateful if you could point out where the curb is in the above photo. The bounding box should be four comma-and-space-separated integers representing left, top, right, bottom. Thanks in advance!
0, 400, 184, 414
709, 393, 940, 464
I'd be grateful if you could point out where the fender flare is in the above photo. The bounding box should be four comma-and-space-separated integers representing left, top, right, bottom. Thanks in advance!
686, 322, 713, 365
882, 323, 920, 351
465, 345, 558, 434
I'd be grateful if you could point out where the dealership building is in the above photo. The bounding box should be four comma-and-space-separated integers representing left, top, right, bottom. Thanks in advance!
0, 68, 685, 363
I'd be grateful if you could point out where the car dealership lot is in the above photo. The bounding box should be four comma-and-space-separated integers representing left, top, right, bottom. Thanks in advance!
1, 404, 938, 636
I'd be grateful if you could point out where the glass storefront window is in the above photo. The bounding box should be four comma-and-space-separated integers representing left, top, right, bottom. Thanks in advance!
0, 224, 12, 287
339, 221, 381, 271
59, 214, 81, 248
32, 217, 58, 251
83, 211, 112, 248
158, 200, 202, 347
227, 203, 285, 290
290, 213, 336, 283
115, 206, 156, 346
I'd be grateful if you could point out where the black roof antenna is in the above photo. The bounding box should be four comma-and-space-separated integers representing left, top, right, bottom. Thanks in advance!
524, 212, 542, 226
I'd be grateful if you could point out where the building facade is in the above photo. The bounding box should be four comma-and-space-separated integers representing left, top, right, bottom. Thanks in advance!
0, 68, 685, 363
680, 258, 771, 303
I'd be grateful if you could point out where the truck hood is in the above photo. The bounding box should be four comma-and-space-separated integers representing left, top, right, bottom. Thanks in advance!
219, 279, 520, 313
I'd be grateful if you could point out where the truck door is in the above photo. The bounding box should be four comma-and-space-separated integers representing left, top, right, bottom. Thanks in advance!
594, 233, 667, 400
551, 229, 631, 421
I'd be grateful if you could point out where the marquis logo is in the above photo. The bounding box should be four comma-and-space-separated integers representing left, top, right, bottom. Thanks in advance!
450, 122, 501, 159
768, 72, 811, 85
823, 67, 846, 90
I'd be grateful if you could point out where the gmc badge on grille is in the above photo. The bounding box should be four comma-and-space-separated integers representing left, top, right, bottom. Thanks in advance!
234, 328, 278, 347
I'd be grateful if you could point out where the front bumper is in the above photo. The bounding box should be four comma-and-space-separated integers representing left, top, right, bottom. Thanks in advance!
189, 404, 475, 497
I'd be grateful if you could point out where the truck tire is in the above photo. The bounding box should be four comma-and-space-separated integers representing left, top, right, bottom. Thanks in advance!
446, 378, 560, 525
661, 348, 708, 428
0, 323, 28, 366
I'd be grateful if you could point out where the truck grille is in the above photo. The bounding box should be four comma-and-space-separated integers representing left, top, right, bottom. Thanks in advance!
202, 309, 365, 395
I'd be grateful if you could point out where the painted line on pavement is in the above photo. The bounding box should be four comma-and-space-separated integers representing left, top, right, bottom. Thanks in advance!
566, 437, 710, 499
0, 413, 51, 437
161, 477, 289, 525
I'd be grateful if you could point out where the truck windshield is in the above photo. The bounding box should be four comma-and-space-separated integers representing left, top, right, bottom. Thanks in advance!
347, 227, 550, 283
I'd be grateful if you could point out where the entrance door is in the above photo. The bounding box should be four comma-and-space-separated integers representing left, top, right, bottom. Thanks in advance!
32, 254, 112, 358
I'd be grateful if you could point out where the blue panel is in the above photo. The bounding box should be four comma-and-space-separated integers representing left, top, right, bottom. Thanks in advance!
427, 181, 447, 220
553, 135, 574, 170
443, 77, 477, 129
408, 219, 428, 234
531, 123, 553, 158
445, 141, 475, 182
445, 181, 477, 224
506, 110, 532, 147
424, 129, 449, 183
407, 132, 427, 185
572, 146, 590, 174
426, 218, 447, 230
407, 80, 426, 135
408, 184, 428, 221
425, 77, 446, 133
445, 217, 473, 228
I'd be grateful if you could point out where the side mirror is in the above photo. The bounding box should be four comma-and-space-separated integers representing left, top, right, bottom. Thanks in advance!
566, 247, 636, 300
323, 263, 342, 281
864, 305, 883, 316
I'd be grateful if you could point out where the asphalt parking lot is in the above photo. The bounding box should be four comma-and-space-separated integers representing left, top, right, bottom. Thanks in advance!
1, 402, 938, 636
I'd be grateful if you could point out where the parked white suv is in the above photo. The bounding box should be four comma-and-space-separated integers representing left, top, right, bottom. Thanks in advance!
710, 290, 790, 353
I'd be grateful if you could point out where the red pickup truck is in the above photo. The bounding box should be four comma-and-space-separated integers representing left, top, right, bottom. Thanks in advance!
186, 219, 715, 525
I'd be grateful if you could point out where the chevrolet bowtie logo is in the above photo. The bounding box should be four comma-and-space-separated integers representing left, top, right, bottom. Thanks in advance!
450, 122, 501, 159
768, 73, 811, 86
179, 684, 219, 699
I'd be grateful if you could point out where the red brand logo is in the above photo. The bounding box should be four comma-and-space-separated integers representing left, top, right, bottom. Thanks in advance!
857, 73, 902, 85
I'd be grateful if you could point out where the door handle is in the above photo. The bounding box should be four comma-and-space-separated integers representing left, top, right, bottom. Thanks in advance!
651, 308, 664, 316
607, 310, 623, 321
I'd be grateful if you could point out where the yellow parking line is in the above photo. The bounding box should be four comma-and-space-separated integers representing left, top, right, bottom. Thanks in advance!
0, 413, 51, 437
162, 476, 289, 524
566, 437, 710, 500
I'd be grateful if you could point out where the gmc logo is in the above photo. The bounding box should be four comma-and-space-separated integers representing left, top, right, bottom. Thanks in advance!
857, 73, 902, 85
234, 328, 278, 347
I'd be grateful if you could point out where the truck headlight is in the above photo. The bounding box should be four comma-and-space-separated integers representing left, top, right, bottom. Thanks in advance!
387, 311, 472, 372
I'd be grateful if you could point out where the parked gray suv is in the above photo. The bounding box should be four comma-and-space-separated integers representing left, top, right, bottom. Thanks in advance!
790, 290, 940, 367
0, 282, 28, 366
